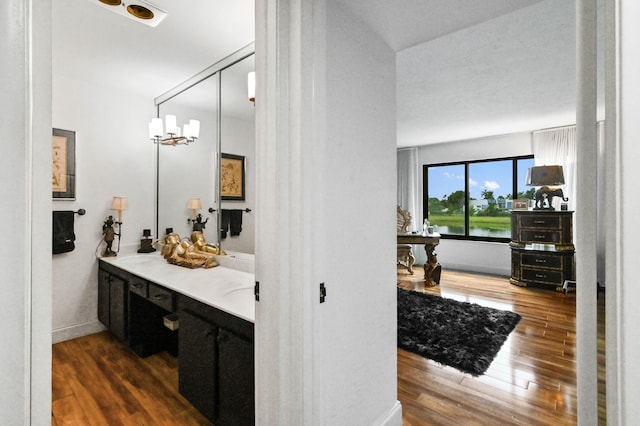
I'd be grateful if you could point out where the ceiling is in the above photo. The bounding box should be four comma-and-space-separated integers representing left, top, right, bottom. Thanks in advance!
54, 0, 600, 147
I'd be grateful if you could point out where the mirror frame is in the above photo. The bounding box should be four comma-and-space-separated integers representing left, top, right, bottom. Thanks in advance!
153, 43, 255, 250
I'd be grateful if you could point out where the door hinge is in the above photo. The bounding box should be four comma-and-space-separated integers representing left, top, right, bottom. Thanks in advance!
319, 283, 326, 303
254, 281, 260, 302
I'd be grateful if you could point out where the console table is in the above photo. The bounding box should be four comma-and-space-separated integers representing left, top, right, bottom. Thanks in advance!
397, 233, 441, 286
509, 210, 575, 291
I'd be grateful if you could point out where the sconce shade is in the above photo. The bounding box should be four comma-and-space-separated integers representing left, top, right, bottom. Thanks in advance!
111, 196, 128, 211
187, 198, 202, 210
149, 117, 163, 139
111, 196, 128, 222
165, 114, 178, 135
248, 72, 256, 102
526, 165, 565, 186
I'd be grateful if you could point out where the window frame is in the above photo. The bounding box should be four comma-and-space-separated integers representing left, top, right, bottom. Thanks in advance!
423, 155, 534, 243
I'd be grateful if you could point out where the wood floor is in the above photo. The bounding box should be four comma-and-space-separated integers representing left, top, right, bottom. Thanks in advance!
52, 331, 212, 425
52, 269, 604, 425
398, 267, 605, 426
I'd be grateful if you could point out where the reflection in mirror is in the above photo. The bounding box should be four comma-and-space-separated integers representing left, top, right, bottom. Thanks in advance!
154, 49, 255, 255
217, 54, 255, 254
157, 74, 219, 246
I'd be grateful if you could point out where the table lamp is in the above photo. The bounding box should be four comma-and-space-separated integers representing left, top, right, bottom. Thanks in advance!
526, 165, 568, 210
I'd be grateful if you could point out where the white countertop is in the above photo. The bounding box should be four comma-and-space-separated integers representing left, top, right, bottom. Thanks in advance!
100, 250, 255, 323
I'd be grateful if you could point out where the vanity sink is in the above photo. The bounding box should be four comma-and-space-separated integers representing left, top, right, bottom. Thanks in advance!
221, 286, 254, 307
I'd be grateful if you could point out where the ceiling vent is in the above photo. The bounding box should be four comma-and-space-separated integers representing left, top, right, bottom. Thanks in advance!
93, 0, 167, 27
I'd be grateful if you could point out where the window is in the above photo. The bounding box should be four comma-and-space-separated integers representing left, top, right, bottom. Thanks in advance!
423, 156, 534, 241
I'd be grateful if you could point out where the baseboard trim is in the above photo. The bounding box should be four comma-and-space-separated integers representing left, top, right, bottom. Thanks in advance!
374, 400, 403, 426
444, 262, 510, 277
52, 320, 106, 344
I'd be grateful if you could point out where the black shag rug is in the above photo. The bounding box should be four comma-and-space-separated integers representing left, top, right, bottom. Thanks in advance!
397, 287, 521, 376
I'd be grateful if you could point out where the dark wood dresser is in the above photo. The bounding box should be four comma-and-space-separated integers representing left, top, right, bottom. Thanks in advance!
509, 210, 575, 290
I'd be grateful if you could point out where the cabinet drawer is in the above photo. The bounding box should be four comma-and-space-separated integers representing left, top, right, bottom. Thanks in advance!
519, 215, 560, 229
521, 253, 562, 269
521, 268, 562, 285
520, 230, 561, 244
148, 284, 174, 312
129, 276, 148, 297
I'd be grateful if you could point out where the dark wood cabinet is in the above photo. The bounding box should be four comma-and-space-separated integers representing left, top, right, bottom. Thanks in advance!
510, 210, 575, 290
98, 262, 128, 342
178, 295, 255, 426
98, 260, 254, 425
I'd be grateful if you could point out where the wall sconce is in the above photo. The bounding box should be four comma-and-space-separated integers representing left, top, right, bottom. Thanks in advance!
526, 165, 569, 210
248, 72, 255, 104
149, 115, 200, 146
102, 196, 128, 256
187, 197, 208, 231
187, 197, 202, 221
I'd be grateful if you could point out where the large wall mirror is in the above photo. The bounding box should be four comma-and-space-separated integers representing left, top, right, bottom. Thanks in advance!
155, 45, 255, 255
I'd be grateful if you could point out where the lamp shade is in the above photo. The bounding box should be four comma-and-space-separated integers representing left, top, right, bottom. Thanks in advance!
187, 197, 202, 210
526, 165, 565, 186
165, 114, 177, 135
111, 196, 128, 222
149, 117, 163, 139
111, 196, 128, 211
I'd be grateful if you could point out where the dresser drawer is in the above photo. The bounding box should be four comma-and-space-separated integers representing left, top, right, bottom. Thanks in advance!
148, 283, 174, 312
519, 215, 561, 229
129, 276, 148, 297
521, 253, 562, 269
520, 230, 561, 244
521, 268, 563, 285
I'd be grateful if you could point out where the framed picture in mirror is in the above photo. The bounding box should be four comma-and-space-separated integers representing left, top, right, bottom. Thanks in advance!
52, 128, 76, 200
512, 199, 530, 210
221, 153, 245, 200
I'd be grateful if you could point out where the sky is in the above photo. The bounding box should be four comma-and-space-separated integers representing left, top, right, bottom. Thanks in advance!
427, 158, 534, 200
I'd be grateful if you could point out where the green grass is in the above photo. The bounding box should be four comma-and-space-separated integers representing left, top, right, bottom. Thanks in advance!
428, 214, 511, 231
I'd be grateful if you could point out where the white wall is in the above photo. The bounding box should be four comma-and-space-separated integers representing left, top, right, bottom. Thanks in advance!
254, 0, 400, 423
322, 1, 400, 423
617, 0, 640, 421
0, 0, 52, 422
413, 132, 532, 276
52, 72, 156, 342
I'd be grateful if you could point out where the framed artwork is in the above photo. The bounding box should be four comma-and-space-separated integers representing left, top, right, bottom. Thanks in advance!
512, 199, 530, 211
220, 153, 245, 201
52, 128, 76, 200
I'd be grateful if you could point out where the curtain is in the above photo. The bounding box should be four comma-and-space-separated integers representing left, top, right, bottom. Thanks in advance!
397, 148, 420, 232
532, 126, 577, 211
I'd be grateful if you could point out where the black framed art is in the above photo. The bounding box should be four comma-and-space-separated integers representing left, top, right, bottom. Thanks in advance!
52, 128, 76, 200
220, 153, 245, 201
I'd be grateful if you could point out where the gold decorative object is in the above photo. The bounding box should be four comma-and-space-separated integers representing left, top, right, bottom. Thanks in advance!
160, 231, 221, 269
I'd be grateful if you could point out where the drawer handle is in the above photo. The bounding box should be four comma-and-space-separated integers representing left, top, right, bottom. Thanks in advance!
534, 235, 546, 239
534, 220, 546, 224
132, 283, 143, 289
535, 259, 547, 264
535, 274, 546, 279
153, 294, 168, 301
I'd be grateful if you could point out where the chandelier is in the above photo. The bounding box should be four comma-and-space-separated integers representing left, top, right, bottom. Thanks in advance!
148, 115, 200, 146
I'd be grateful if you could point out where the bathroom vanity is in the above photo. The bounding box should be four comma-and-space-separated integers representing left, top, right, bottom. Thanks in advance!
98, 251, 255, 425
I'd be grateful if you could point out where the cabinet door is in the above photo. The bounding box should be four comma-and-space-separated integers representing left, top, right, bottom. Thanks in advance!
217, 327, 255, 426
179, 310, 217, 422
109, 275, 128, 342
98, 269, 110, 327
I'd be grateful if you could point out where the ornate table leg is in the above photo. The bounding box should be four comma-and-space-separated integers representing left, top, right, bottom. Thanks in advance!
423, 241, 441, 286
